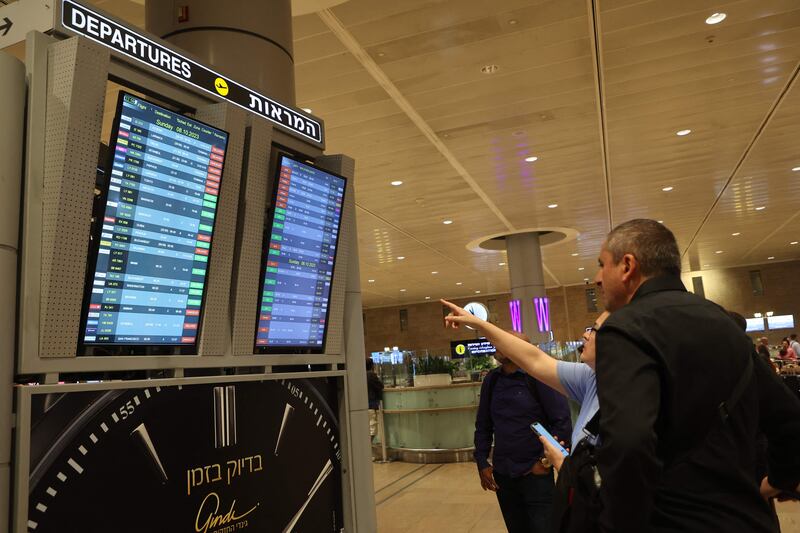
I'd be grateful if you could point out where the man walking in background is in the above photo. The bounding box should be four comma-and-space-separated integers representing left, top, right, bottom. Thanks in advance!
474, 331, 572, 533
366, 359, 383, 446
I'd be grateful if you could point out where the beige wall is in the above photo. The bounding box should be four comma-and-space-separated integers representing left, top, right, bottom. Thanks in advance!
362, 260, 800, 354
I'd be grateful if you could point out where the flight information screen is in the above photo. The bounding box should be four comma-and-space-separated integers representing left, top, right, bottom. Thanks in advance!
78, 92, 228, 355
254, 154, 346, 353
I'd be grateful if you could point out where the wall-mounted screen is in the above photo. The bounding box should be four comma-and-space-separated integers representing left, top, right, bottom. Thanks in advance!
767, 315, 795, 330
78, 91, 229, 355
255, 154, 346, 354
745, 317, 766, 332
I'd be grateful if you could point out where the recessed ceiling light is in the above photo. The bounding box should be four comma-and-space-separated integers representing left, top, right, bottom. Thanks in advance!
391, 180, 403, 186
431, 271, 438, 274
443, 220, 453, 225
657, 220, 664, 224
425, 296, 431, 300
662, 186, 674, 192
400, 288, 407, 292
571, 253, 579, 257
732, 232, 741, 236
767, 256, 775, 260
301, 108, 312, 113
705, 12, 727, 25
547, 203, 558, 209
578, 267, 585, 271
475, 290, 481, 294
481, 64, 499, 74
583, 278, 589, 282
715, 250, 724, 254
508, 19, 518, 25
456, 282, 463, 286
791, 241, 799, 245
703, 264, 710, 268
792, 166, 800, 172
524, 156, 538, 162
676, 129, 692, 136
397, 256, 405, 260
368, 279, 375, 283
755, 206, 766, 211
498, 262, 506, 266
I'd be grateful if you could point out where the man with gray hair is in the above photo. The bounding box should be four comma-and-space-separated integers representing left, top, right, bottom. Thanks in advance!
592, 219, 800, 532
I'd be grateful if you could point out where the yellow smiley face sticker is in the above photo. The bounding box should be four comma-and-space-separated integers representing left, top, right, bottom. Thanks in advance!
455, 344, 466, 355
214, 77, 229, 96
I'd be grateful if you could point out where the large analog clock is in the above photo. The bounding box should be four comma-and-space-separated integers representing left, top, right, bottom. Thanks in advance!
24, 377, 344, 533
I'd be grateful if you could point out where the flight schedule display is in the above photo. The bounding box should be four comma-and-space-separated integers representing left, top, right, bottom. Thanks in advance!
79, 92, 228, 354
255, 155, 346, 353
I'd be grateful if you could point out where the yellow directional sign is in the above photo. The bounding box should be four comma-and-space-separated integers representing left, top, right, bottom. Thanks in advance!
455, 344, 466, 355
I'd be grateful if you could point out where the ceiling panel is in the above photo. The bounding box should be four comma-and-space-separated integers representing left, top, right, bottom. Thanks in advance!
5, 0, 799, 307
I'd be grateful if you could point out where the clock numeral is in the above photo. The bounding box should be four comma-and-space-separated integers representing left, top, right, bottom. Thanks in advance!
213, 386, 237, 448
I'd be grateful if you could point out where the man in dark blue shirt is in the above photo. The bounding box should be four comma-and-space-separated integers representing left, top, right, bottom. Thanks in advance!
474, 331, 572, 533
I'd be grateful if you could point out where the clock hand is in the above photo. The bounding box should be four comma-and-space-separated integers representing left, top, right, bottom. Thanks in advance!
131, 423, 169, 483
274, 403, 295, 456
282, 459, 333, 533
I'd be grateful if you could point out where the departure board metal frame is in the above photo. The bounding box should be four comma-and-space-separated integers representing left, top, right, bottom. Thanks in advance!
254, 152, 348, 355
76, 90, 229, 356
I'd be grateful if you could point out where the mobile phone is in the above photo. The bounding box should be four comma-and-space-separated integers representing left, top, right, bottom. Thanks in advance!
530, 422, 569, 457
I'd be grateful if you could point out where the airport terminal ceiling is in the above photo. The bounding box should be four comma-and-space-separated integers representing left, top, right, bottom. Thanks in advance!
4, 0, 800, 308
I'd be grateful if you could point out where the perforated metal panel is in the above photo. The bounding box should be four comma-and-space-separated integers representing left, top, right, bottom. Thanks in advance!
39, 38, 109, 358
316, 155, 356, 356
231, 120, 273, 355
194, 104, 246, 356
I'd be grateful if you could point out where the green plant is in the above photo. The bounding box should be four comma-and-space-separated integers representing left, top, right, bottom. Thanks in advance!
465, 355, 494, 371
412, 356, 456, 376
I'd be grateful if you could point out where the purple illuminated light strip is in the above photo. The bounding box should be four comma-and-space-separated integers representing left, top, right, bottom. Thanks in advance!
533, 297, 551, 332
509, 299, 522, 332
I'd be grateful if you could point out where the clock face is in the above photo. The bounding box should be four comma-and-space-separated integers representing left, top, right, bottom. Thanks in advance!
24, 378, 343, 533
463, 302, 488, 330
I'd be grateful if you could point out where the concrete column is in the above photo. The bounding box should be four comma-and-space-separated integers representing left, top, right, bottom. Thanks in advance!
506, 233, 548, 343
0, 51, 25, 532
145, 0, 296, 103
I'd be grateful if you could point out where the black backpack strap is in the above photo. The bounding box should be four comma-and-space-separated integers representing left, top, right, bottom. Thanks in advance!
524, 374, 552, 429
483, 368, 501, 411
718, 351, 754, 423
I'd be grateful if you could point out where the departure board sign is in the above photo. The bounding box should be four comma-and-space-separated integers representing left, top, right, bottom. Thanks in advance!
78, 91, 228, 355
255, 155, 346, 353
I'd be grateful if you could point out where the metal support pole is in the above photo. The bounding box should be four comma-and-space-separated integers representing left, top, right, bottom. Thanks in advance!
0, 50, 26, 533
378, 400, 388, 463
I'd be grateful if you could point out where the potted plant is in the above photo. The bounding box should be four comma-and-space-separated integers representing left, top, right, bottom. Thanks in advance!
412, 356, 455, 387
465, 355, 494, 381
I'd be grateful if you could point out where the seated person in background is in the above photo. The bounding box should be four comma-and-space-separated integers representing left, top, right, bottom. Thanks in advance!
757, 337, 771, 360
473, 330, 572, 533
780, 338, 797, 361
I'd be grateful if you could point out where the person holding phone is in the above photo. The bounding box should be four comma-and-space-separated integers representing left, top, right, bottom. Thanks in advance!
444, 299, 608, 463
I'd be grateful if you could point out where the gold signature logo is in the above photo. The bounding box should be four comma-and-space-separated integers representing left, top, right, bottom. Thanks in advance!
195, 492, 259, 533
214, 77, 229, 96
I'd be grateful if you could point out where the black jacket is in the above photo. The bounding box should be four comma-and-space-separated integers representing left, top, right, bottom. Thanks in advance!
595, 275, 800, 533
367, 372, 383, 409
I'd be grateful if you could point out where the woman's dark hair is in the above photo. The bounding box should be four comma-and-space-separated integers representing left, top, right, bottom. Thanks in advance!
366, 359, 374, 371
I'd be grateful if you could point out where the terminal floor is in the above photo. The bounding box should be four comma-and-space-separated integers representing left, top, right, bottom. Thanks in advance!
372, 462, 800, 532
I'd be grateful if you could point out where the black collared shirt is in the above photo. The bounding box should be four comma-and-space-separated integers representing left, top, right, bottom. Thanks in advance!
595, 275, 800, 533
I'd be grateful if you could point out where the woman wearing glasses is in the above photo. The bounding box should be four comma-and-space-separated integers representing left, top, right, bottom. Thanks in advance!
441, 299, 608, 470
